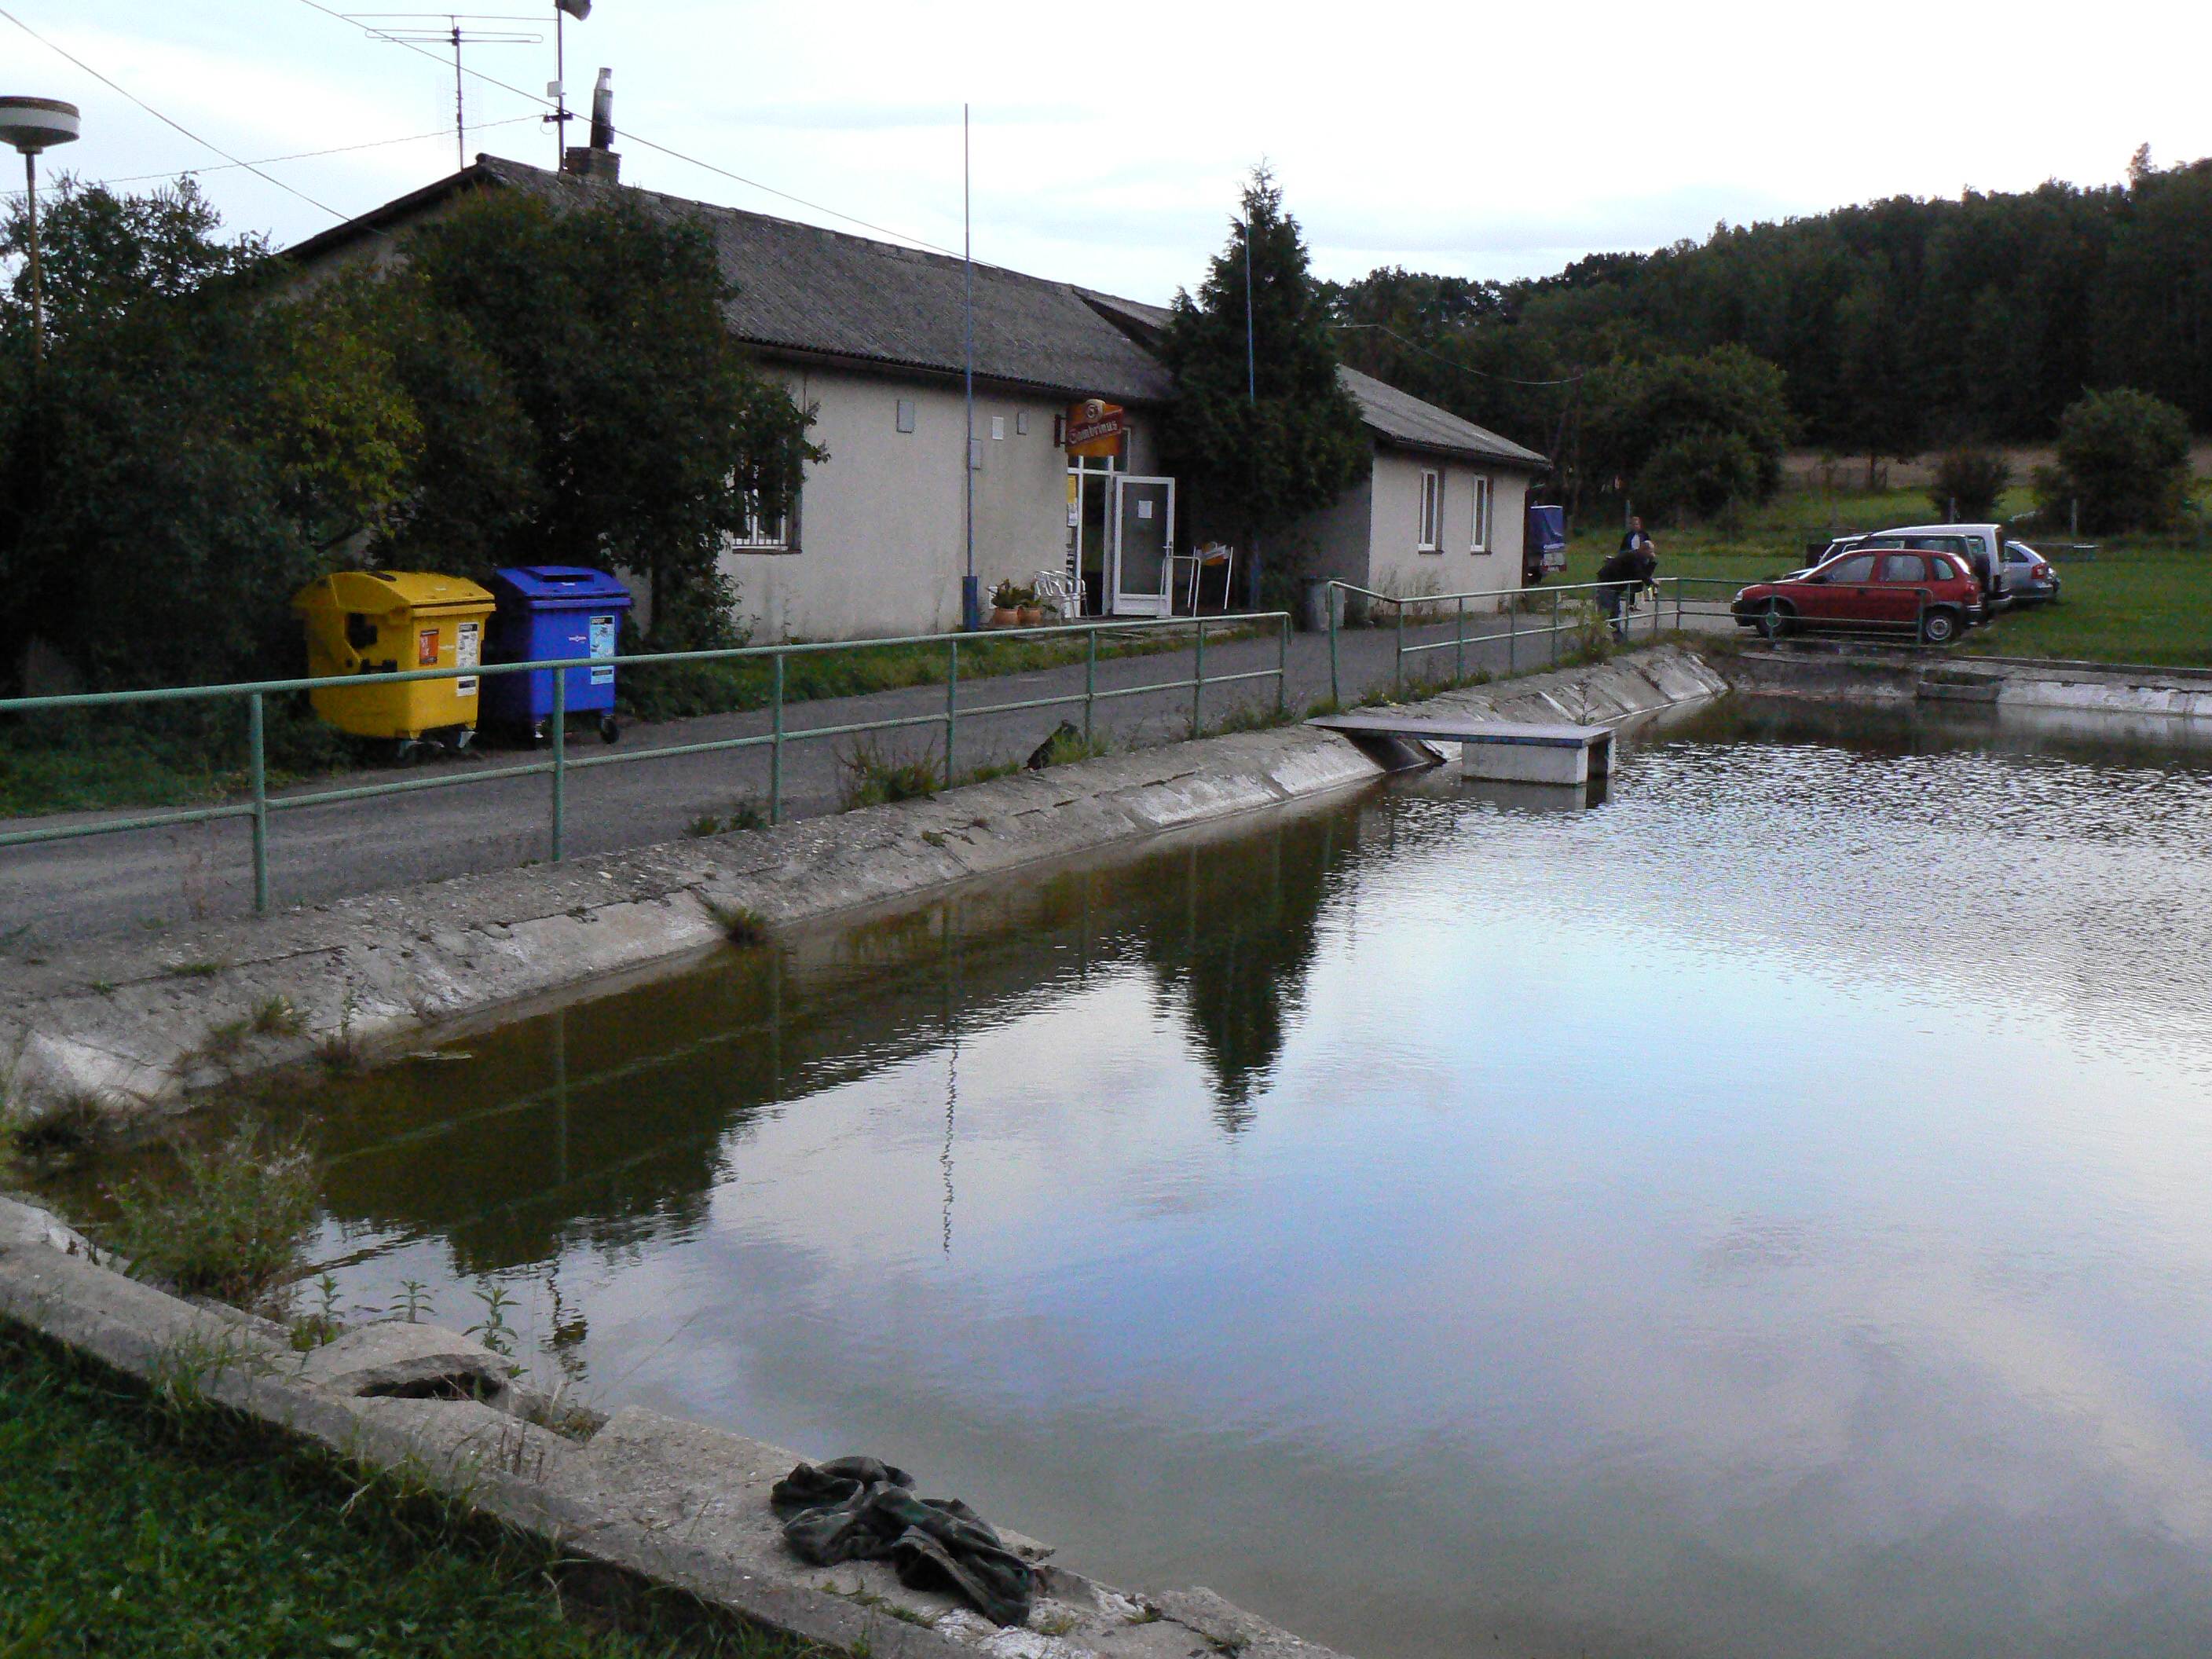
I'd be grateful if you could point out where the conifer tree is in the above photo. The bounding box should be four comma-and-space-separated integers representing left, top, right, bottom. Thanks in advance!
1159, 169, 1368, 599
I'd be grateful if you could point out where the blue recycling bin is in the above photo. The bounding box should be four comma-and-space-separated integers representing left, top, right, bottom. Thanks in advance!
482, 566, 635, 744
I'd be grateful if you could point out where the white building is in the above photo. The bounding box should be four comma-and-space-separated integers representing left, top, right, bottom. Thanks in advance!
288, 155, 1548, 640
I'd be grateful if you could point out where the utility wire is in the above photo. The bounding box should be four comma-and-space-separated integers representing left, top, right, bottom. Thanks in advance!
291, 0, 961, 256
1334, 321, 1587, 387
0, 114, 540, 201
0, 6, 353, 222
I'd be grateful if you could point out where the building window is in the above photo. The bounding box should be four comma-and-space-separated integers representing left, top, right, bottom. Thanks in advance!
1469, 475, 1492, 553
895, 398, 916, 433
1015, 410, 1029, 435
1417, 470, 1441, 552
991, 416, 1005, 441
730, 490, 793, 551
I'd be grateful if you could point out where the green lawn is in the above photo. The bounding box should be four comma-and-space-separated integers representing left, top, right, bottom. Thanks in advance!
1555, 478, 2211, 668
0, 1323, 812, 1659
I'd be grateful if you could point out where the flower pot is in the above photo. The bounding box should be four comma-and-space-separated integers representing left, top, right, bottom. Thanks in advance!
1017, 606, 1043, 626
991, 606, 1020, 626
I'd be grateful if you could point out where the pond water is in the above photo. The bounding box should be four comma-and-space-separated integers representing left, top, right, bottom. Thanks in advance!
82, 698, 2212, 1657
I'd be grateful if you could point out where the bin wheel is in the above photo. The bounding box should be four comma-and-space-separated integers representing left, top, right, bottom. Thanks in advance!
393, 738, 420, 765
530, 723, 548, 750
599, 716, 621, 745
453, 727, 475, 753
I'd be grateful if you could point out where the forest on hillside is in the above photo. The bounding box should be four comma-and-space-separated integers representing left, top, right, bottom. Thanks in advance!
1324, 148, 2212, 484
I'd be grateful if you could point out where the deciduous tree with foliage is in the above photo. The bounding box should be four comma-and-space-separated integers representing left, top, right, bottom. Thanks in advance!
1581, 345, 1792, 522
1159, 169, 1368, 597
2034, 387, 2193, 532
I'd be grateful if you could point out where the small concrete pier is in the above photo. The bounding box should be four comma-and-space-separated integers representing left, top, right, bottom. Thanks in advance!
1310, 712, 1615, 785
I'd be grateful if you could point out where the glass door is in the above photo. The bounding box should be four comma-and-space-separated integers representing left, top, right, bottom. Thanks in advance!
1109, 475, 1174, 617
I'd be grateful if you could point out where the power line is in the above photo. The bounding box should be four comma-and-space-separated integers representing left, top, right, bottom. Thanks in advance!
0, 6, 353, 223
0, 114, 540, 201
1334, 321, 1587, 387
291, 0, 961, 257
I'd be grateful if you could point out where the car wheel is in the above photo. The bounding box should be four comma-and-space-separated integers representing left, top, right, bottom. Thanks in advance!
1921, 608, 1961, 645
1758, 600, 1793, 641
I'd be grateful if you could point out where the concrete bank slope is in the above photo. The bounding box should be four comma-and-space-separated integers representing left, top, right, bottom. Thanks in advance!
2, 645, 1727, 1127
1731, 646, 2212, 719
0, 1194, 1349, 1659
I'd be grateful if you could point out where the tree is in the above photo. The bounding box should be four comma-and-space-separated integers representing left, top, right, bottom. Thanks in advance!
2034, 387, 2192, 531
1159, 169, 1368, 594
1926, 449, 2012, 522
1581, 345, 1793, 522
397, 190, 821, 646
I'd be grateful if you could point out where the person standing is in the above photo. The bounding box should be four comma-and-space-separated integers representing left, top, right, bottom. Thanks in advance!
1596, 517, 1657, 641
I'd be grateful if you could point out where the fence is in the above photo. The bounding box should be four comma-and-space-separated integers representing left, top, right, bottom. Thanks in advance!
0, 612, 1291, 916
1324, 574, 1956, 704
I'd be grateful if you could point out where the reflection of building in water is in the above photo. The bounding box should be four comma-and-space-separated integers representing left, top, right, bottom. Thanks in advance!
306, 805, 1369, 1274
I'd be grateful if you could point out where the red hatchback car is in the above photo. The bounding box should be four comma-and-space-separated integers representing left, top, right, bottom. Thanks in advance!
1730, 548, 1985, 644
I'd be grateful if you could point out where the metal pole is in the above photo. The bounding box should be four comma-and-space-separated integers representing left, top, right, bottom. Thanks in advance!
23, 152, 42, 372
1276, 612, 1288, 718
553, 4, 566, 167
1084, 626, 1097, 746
1508, 589, 1517, 676
1192, 621, 1206, 736
1393, 602, 1404, 700
945, 637, 959, 787
769, 652, 785, 826
1328, 586, 1340, 709
1550, 591, 1558, 667
248, 693, 269, 914
452, 21, 466, 170
550, 665, 566, 861
1455, 596, 1465, 683
960, 104, 978, 632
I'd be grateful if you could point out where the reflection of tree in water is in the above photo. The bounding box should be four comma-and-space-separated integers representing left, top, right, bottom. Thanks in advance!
1138, 814, 1353, 1131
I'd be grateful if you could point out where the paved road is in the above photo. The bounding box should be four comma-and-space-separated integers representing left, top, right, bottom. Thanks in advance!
1, 602, 1719, 943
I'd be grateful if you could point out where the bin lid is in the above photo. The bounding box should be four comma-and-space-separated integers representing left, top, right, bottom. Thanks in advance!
296, 570, 496, 617
491, 566, 635, 608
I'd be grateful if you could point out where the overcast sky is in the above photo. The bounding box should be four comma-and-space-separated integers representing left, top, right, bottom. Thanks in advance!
8, 1, 2206, 302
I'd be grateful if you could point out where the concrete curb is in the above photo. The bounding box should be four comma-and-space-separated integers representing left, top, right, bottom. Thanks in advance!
1730, 648, 2212, 720
1, 645, 1727, 1130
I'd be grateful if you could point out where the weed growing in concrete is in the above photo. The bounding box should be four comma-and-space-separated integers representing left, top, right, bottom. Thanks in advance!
290, 1272, 348, 1350
253, 994, 304, 1036
86, 977, 116, 995
196, 1016, 251, 1064
166, 960, 225, 979
397, 1278, 434, 1324
105, 1125, 320, 1309
8, 1090, 114, 1163
467, 1283, 520, 1357
1203, 702, 1295, 738
702, 898, 773, 948
837, 737, 940, 810
1033, 725, 1112, 767
317, 986, 367, 1075
684, 797, 769, 838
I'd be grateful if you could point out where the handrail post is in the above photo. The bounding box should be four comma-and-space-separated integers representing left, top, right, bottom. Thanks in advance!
247, 692, 269, 914
1328, 584, 1340, 709
945, 636, 959, 787
550, 665, 567, 862
1509, 588, 1517, 676
1084, 626, 1097, 747
1192, 619, 1206, 737
1455, 596, 1465, 683
769, 652, 785, 826
1393, 601, 1404, 700
1673, 576, 1683, 635
1276, 611, 1288, 719
1550, 589, 1559, 667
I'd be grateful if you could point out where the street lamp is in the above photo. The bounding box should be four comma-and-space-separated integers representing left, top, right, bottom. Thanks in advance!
0, 96, 80, 369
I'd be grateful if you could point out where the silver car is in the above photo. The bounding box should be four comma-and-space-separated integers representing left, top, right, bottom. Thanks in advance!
1998, 540, 2062, 606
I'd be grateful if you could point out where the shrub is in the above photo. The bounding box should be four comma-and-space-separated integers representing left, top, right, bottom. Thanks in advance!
1927, 449, 2013, 522
105, 1126, 320, 1308
836, 738, 940, 810
1632, 428, 1763, 522
2034, 388, 2192, 532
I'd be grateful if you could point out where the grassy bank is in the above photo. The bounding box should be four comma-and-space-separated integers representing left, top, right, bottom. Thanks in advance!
0, 1321, 814, 1658
1556, 472, 2211, 668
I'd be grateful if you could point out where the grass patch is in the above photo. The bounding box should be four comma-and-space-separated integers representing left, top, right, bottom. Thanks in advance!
836, 738, 941, 811
702, 899, 772, 949
0, 1322, 817, 1657
102, 1126, 320, 1310
683, 799, 768, 839
165, 961, 224, 980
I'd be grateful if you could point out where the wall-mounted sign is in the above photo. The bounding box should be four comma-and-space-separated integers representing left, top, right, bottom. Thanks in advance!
1064, 397, 1126, 458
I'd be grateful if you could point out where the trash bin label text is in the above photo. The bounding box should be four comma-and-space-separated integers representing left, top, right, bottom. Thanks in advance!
417, 628, 439, 666
588, 614, 617, 686
456, 621, 481, 696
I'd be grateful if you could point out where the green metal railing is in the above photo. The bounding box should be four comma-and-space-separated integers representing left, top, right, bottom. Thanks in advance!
0, 611, 1291, 914
1323, 573, 1958, 705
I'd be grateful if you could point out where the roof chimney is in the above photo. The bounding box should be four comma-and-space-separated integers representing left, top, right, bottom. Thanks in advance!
562, 68, 618, 181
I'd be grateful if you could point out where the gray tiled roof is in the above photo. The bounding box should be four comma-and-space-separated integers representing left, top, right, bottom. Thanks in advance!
1338, 366, 1548, 469
288, 156, 1170, 405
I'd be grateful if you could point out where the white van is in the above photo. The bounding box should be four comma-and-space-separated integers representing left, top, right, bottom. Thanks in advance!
1817, 523, 2005, 603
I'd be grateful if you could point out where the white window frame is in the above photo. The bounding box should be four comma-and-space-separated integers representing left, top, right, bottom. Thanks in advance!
1469, 475, 1492, 553
1417, 469, 1441, 553
729, 490, 792, 551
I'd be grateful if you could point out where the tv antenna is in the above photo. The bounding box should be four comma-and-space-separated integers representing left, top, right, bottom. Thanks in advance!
346, 13, 544, 170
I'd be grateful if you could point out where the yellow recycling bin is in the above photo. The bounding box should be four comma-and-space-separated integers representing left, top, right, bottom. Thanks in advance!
294, 570, 497, 756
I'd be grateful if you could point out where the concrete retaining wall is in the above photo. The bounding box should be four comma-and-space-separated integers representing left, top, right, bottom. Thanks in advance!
0, 645, 1727, 1131
1730, 647, 2212, 720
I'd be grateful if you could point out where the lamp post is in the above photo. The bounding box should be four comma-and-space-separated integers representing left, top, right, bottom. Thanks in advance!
0, 97, 80, 372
